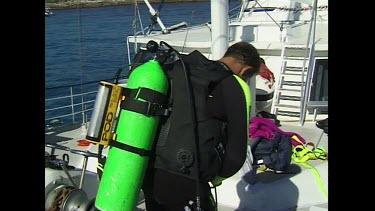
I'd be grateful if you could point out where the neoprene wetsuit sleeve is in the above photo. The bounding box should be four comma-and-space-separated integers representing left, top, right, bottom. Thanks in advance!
208, 76, 249, 178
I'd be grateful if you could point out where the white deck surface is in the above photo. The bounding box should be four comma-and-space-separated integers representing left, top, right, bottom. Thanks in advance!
45, 116, 328, 211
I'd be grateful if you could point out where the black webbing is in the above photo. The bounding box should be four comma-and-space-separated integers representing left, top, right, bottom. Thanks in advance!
121, 87, 169, 116
122, 87, 167, 104
109, 140, 153, 157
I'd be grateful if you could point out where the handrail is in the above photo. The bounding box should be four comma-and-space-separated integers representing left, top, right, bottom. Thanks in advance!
299, 0, 319, 126
45, 83, 99, 130
45, 76, 129, 130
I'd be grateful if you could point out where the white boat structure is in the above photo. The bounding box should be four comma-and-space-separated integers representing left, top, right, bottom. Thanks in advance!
45, 5, 53, 16
127, 0, 328, 123
45, 0, 328, 210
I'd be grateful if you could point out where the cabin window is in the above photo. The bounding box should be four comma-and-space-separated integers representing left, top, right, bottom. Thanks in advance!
307, 58, 328, 115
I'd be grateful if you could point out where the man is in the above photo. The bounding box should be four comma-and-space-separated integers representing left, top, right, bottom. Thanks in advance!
143, 41, 261, 211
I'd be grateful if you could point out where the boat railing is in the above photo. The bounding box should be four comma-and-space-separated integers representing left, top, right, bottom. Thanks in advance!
45, 76, 129, 131
45, 82, 100, 131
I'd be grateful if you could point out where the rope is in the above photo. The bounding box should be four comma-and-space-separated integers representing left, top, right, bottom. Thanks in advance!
132, 0, 138, 50
46, 186, 74, 211
291, 135, 328, 199
253, 0, 283, 31
298, 162, 328, 199
76, 0, 87, 126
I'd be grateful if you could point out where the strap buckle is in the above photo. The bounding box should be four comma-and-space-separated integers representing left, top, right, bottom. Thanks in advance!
146, 102, 161, 116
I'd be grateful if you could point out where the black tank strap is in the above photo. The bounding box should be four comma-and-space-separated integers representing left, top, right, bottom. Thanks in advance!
109, 140, 153, 157
121, 87, 170, 116
123, 87, 167, 104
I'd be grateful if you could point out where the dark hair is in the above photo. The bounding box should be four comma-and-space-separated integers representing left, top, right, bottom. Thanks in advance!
224, 42, 261, 73
260, 57, 265, 64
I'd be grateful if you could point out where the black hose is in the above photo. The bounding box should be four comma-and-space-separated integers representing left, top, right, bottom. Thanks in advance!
113, 66, 124, 84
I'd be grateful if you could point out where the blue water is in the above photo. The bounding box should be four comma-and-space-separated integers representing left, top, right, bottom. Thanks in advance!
44, 1, 240, 126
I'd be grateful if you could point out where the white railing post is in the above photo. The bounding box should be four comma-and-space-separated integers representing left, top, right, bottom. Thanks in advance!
81, 94, 86, 127
70, 87, 75, 123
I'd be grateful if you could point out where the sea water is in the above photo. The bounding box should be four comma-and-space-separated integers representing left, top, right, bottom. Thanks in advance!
44, 1, 240, 125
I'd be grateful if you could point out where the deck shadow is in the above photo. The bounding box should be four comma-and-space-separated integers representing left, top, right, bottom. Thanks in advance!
236, 164, 302, 211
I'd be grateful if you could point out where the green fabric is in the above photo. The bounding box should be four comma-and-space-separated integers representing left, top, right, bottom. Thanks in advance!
232, 75, 251, 138
210, 176, 227, 187
299, 162, 328, 199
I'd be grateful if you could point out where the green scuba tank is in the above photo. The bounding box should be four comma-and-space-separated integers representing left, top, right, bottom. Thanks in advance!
94, 59, 168, 211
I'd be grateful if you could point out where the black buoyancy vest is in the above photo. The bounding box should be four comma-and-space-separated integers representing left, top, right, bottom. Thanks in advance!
153, 50, 233, 182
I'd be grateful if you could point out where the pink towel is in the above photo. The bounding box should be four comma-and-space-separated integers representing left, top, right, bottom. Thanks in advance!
249, 117, 306, 146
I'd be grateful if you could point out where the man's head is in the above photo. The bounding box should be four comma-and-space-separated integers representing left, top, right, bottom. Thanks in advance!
219, 42, 261, 80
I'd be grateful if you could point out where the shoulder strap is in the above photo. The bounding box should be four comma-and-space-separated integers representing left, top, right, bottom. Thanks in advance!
183, 50, 233, 83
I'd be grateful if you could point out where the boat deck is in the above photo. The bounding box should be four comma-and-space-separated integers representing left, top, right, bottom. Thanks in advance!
135, 119, 329, 211
45, 116, 328, 211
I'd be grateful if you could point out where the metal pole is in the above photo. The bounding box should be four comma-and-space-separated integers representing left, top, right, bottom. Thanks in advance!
79, 156, 89, 189
144, 0, 168, 33
299, 0, 318, 126
211, 0, 229, 60
70, 87, 75, 123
